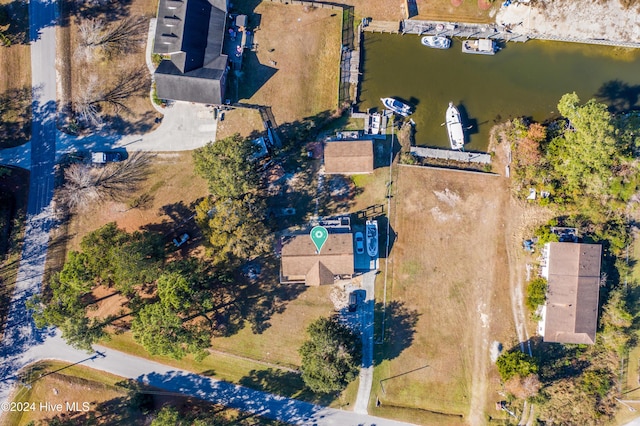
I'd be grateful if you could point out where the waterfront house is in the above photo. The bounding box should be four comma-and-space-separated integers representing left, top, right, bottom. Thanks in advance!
539, 242, 602, 345
280, 233, 354, 286
153, 0, 228, 104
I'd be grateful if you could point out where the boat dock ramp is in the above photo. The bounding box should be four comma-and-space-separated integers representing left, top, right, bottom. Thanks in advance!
351, 109, 391, 139
362, 19, 640, 48
402, 19, 529, 42
410, 146, 491, 164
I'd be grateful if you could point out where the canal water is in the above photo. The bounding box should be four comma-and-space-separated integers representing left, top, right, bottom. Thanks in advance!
359, 34, 640, 151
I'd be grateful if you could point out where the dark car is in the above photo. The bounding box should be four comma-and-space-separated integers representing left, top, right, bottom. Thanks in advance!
348, 291, 358, 312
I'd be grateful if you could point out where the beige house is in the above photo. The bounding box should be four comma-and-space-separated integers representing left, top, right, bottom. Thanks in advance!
280, 233, 354, 286
324, 140, 374, 174
540, 242, 602, 345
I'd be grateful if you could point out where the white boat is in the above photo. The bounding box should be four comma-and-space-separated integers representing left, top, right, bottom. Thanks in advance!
370, 113, 381, 135
461, 39, 496, 55
381, 97, 412, 117
366, 220, 378, 257
421, 35, 451, 49
446, 102, 464, 150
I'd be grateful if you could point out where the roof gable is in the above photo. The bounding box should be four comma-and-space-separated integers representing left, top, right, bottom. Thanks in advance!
281, 233, 354, 285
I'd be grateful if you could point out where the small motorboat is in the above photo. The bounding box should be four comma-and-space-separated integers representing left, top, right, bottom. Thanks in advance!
370, 113, 381, 135
366, 220, 378, 257
421, 35, 451, 49
462, 39, 496, 55
446, 102, 465, 150
380, 97, 412, 117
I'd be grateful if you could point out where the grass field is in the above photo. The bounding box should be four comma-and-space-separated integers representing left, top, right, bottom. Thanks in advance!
0, 168, 29, 339
366, 165, 514, 424
0, 0, 31, 148
58, 0, 160, 134
232, 2, 342, 126
66, 152, 208, 251
341, 0, 497, 23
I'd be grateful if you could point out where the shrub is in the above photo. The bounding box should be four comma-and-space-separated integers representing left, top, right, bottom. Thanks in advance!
526, 277, 547, 311
496, 350, 538, 382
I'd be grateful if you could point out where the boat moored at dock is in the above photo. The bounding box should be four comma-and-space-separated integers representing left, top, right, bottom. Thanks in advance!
446, 102, 465, 150
462, 39, 496, 55
366, 220, 378, 257
421, 35, 451, 49
381, 97, 413, 117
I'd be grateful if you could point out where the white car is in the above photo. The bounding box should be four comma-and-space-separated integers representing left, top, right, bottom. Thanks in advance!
355, 232, 365, 254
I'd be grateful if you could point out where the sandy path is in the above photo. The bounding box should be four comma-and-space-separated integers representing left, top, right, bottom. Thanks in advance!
496, 0, 640, 43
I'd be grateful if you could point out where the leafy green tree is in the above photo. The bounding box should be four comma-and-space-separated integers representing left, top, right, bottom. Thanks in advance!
79, 222, 163, 294
549, 93, 630, 199
30, 223, 164, 350
131, 302, 210, 360
525, 277, 547, 311
193, 134, 260, 200
496, 350, 538, 382
151, 406, 183, 426
195, 196, 272, 263
600, 288, 633, 355
299, 316, 362, 393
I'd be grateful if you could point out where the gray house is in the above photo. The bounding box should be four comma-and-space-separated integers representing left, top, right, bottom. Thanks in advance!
153, 0, 228, 104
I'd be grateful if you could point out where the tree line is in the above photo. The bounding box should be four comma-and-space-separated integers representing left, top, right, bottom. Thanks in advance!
499, 93, 640, 424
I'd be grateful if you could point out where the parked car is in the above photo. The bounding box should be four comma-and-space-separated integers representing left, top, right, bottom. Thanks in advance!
173, 233, 189, 247
91, 152, 122, 165
355, 232, 365, 255
348, 291, 358, 312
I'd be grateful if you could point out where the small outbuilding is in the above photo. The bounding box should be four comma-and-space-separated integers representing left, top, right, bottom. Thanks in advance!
280, 233, 354, 286
540, 242, 602, 345
324, 140, 374, 174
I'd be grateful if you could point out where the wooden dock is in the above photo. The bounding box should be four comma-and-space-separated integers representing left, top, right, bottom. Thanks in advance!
358, 110, 391, 139
410, 146, 491, 164
362, 20, 401, 34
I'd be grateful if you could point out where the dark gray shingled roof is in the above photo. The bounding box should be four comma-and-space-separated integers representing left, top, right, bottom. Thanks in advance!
153, 0, 228, 104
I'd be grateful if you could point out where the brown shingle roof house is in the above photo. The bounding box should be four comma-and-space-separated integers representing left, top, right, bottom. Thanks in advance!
541, 242, 602, 345
280, 233, 354, 286
324, 140, 374, 174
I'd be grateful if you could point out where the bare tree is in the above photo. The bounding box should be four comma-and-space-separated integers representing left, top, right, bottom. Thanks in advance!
78, 16, 147, 57
99, 67, 148, 113
73, 67, 148, 127
57, 152, 155, 212
75, 75, 104, 127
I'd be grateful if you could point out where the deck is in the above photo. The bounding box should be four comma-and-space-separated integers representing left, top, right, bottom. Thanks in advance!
410, 146, 491, 164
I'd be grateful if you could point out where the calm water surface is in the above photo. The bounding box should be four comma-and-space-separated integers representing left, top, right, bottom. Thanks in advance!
359, 34, 640, 151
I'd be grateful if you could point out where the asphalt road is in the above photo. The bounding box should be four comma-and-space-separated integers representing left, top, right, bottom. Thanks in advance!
0, 331, 413, 426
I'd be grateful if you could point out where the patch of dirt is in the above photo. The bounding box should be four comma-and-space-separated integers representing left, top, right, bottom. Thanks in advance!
497, 0, 640, 43
67, 152, 208, 251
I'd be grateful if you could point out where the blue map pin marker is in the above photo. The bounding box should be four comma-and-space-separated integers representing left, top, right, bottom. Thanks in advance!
310, 226, 329, 254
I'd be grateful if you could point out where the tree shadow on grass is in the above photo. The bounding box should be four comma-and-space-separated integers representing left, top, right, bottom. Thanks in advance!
239, 368, 336, 406
0, 87, 32, 149
234, 256, 307, 334
374, 300, 420, 365
0, 0, 29, 45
